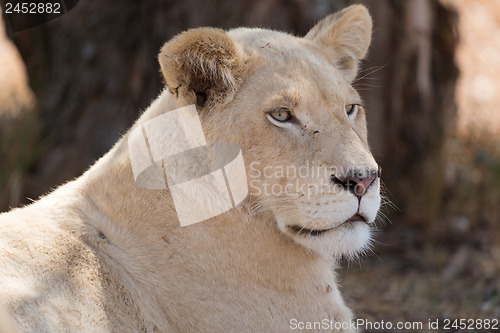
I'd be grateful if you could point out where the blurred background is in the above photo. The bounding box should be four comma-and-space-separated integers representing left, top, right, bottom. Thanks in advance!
1, 0, 499, 329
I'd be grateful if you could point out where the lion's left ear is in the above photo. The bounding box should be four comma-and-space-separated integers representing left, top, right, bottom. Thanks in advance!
159, 28, 245, 108
305, 5, 372, 82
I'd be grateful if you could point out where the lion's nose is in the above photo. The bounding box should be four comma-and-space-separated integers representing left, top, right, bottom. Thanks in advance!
332, 168, 381, 197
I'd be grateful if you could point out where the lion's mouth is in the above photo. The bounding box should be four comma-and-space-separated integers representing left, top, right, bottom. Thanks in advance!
287, 214, 367, 236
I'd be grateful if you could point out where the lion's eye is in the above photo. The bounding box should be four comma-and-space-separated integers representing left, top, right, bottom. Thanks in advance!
345, 104, 358, 117
269, 108, 291, 122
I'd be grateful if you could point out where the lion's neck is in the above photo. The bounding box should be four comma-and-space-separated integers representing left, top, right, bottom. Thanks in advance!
56, 90, 347, 330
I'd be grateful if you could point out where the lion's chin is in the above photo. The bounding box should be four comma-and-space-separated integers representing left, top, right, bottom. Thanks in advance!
282, 220, 372, 260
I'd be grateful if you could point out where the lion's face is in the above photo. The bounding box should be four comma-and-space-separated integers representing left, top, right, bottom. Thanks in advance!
159, 5, 380, 259
221, 29, 380, 259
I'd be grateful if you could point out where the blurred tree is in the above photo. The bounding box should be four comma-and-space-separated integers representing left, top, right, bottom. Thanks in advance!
3, 0, 458, 231
357, 0, 458, 228
0, 13, 37, 209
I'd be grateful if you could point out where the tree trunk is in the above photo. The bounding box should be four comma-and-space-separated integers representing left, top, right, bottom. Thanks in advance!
0, 13, 37, 209
358, 0, 458, 227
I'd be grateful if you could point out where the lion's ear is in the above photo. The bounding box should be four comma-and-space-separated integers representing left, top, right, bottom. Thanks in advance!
158, 28, 244, 108
305, 5, 372, 82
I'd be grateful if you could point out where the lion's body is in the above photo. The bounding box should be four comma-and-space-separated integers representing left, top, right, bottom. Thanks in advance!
0, 5, 379, 332
0, 181, 142, 332
0, 142, 351, 331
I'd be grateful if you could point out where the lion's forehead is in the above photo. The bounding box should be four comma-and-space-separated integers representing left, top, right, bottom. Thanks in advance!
229, 28, 305, 50
229, 28, 331, 68
229, 30, 353, 105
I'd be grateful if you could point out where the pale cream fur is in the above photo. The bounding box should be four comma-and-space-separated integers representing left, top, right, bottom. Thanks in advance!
0, 5, 378, 332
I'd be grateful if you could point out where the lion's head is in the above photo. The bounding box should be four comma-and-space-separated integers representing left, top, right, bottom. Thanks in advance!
158, 5, 380, 259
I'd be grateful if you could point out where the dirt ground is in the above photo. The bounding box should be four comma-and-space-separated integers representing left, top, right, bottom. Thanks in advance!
341, 224, 500, 332
341, 1, 500, 331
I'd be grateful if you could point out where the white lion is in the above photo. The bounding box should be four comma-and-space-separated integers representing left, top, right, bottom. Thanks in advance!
0, 5, 379, 332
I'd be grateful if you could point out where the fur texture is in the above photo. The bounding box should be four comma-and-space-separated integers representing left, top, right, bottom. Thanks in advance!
0, 5, 378, 332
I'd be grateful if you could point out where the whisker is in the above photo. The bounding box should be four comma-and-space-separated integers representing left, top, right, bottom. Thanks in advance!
353, 64, 388, 83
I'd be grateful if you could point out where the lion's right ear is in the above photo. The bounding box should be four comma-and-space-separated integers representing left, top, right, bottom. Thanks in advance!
305, 5, 372, 82
159, 28, 245, 108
